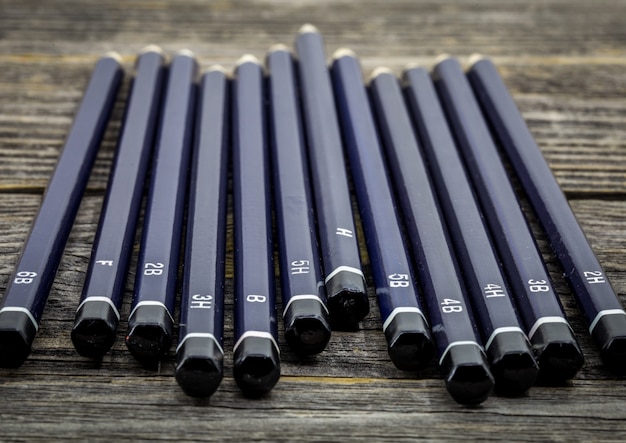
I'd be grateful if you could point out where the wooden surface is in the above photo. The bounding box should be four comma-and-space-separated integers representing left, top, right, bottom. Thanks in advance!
1, 0, 625, 441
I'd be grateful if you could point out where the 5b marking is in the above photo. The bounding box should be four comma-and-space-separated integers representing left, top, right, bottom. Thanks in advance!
388, 273, 410, 288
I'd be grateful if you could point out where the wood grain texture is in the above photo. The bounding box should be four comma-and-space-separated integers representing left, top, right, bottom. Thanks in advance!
0, 0, 625, 441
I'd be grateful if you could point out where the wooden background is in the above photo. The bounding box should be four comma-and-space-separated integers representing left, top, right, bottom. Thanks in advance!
1, 0, 625, 441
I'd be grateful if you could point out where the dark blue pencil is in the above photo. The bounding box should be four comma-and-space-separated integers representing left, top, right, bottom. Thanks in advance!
331, 51, 434, 371
369, 65, 494, 405
433, 56, 584, 381
125, 50, 197, 364
402, 65, 538, 394
232, 54, 280, 395
467, 55, 624, 374
175, 66, 229, 398
72, 46, 166, 359
266, 45, 331, 356
294, 24, 368, 330
0, 53, 123, 368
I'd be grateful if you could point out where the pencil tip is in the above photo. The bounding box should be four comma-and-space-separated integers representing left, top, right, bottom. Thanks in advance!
331, 47, 357, 61
299, 23, 319, 34
139, 45, 165, 56
434, 53, 453, 65
104, 51, 123, 64
403, 62, 421, 71
175, 49, 195, 58
467, 53, 488, 68
208, 64, 227, 73
369, 66, 394, 81
269, 43, 290, 53
236, 53, 261, 66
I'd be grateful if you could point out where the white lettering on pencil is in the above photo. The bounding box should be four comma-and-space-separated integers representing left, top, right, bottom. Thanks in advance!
336, 228, 353, 237
291, 260, 310, 275
584, 271, 606, 284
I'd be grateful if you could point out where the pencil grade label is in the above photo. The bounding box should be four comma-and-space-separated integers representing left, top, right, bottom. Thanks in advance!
388, 273, 410, 288
584, 271, 606, 285
291, 260, 310, 275
441, 298, 463, 313
528, 279, 550, 293
336, 228, 354, 238
190, 294, 213, 309
14, 271, 37, 284
246, 294, 267, 303
483, 283, 505, 298
144, 262, 164, 276
96, 260, 114, 266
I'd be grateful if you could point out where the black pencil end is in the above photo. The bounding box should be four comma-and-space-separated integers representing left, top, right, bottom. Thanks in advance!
384, 311, 435, 371
284, 299, 332, 355
531, 322, 584, 382
326, 272, 369, 330
71, 300, 119, 358
487, 331, 539, 396
175, 336, 224, 398
591, 313, 626, 375
233, 336, 281, 396
0, 310, 37, 368
441, 343, 494, 405
125, 305, 173, 363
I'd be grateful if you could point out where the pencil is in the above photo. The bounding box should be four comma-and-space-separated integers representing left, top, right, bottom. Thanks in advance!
72, 46, 166, 359
175, 66, 229, 398
232, 54, 280, 395
0, 53, 123, 368
125, 50, 197, 364
331, 52, 434, 371
294, 24, 369, 330
266, 45, 331, 355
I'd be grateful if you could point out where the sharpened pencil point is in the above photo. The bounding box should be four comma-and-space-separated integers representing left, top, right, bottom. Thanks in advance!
434, 53, 453, 65
139, 45, 165, 56
104, 51, 123, 64
369, 66, 394, 81
299, 23, 319, 34
176, 49, 195, 58
236, 53, 261, 66
207, 64, 227, 73
269, 43, 290, 53
467, 53, 488, 68
331, 47, 357, 61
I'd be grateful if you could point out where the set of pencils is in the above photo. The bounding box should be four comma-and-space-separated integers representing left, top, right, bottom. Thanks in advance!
0, 25, 624, 406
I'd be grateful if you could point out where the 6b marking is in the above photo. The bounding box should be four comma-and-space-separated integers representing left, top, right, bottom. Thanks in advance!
14, 271, 37, 284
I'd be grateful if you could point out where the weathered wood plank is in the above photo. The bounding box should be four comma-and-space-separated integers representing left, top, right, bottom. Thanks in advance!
0, 0, 625, 440
1, 58, 625, 193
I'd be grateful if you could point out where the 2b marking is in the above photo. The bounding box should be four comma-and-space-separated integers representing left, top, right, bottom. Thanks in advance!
144, 262, 164, 276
